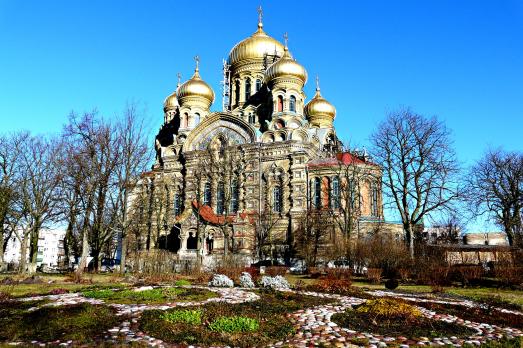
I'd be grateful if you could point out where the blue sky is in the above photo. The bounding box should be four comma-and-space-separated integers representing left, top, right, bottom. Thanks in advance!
1, 0, 522, 230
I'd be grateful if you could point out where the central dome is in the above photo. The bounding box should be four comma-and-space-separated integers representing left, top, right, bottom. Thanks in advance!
228, 23, 285, 66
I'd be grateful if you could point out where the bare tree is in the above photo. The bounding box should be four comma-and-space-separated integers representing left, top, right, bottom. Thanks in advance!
293, 208, 333, 267
193, 136, 246, 256
0, 132, 28, 271
428, 214, 464, 244
466, 149, 523, 246
328, 150, 381, 261
113, 105, 151, 273
370, 108, 461, 258
16, 135, 63, 273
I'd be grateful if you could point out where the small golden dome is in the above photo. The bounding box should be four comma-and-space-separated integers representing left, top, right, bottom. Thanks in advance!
163, 91, 178, 111
305, 84, 336, 121
177, 66, 215, 107
265, 46, 307, 84
228, 22, 285, 66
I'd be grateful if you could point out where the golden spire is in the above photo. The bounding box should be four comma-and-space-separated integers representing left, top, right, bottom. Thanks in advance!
192, 55, 201, 79
257, 6, 263, 29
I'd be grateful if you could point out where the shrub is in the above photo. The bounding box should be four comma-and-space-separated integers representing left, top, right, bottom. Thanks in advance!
324, 268, 352, 280
356, 298, 421, 320
259, 275, 290, 289
243, 267, 260, 281
208, 316, 259, 333
314, 278, 352, 293
398, 268, 410, 282
266, 266, 288, 277
451, 265, 484, 286
49, 288, 69, 295
161, 309, 202, 325
366, 268, 382, 283
239, 272, 255, 288
208, 274, 234, 287
384, 278, 399, 290
215, 267, 243, 283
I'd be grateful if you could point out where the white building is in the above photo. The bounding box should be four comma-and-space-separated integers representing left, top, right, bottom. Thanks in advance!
4, 228, 65, 268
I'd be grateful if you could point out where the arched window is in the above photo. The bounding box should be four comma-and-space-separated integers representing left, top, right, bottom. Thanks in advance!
182, 113, 189, 128
234, 80, 240, 104
217, 182, 225, 214
371, 185, 379, 216
273, 186, 283, 213
255, 79, 262, 92
230, 180, 239, 213
204, 182, 212, 206
332, 177, 340, 209
174, 193, 182, 216
277, 95, 283, 112
245, 78, 251, 100
289, 95, 296, 112
314, 177, 321, 209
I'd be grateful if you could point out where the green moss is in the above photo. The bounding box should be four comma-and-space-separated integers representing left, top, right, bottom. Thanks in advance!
82, 287, 215, 304
208, 316, 259, 333
174, 279, 191, 286
161, 309, 202, 325
139, 290, 331, 347
0, 301, 120, 343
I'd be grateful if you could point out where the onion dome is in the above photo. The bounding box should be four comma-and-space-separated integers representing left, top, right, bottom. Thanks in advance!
163, 91, 178, 111
228, 18, 284, 66
265, 45, 307, 85
177, 60, 215, 109
305, 78, 336, 127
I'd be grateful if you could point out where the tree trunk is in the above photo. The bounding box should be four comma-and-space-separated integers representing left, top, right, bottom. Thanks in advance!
407, 223, 415, 258
19, 234, 28, 274
119, 233, 127, 274
77, 229, 89, 275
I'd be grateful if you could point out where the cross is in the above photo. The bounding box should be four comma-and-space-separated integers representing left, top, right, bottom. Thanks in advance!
316, 75, 320, 90
257, 6, 263, 24
194, 55, 200, 70
283, 32, 288, 47
177, 72, 181, 85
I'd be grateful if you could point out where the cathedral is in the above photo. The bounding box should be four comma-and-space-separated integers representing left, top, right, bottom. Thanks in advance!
140, 10, 393, 264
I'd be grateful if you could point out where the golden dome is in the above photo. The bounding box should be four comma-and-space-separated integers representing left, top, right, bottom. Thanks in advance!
177, 66, 215, 107
163, 91, 178, 111
265, 46, 307, 84
305, 84, 336, 121
228, 22, 285, 66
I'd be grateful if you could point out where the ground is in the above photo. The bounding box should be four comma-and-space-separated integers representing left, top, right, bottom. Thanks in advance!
0, 273, 522, 347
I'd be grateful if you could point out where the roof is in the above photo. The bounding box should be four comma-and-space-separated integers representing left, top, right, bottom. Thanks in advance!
307, 152, 378, 168
191, 200, 256, 225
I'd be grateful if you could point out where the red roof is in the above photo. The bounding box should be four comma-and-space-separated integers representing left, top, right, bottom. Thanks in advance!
307, 152, 377, 168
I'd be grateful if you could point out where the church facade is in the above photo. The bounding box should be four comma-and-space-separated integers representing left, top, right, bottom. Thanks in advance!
139, 12, 393, 264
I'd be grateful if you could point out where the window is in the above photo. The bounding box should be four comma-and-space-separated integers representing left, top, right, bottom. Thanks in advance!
371, 185, 379, 216
273, 186, 283, 213
245, 78, 251, 100
277, 95, 283, 112
289, 95, 296, 112
255, 79, 262, 92
248, 113, 255, 124
332, 177, 340, 209
174, 193, 182, 216
314, 177, 321, 209
217, 182, 225, 214
234, 80, 240, 104
204, 182, 212, 206
230, 180, 239, 213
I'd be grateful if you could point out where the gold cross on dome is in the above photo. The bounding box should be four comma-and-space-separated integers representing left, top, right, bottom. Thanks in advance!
194, 55, 200, 70
257, 6, 263, 23
177, 72, 181, 85
316, 75, 320, 90
283, 32, 289, 47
